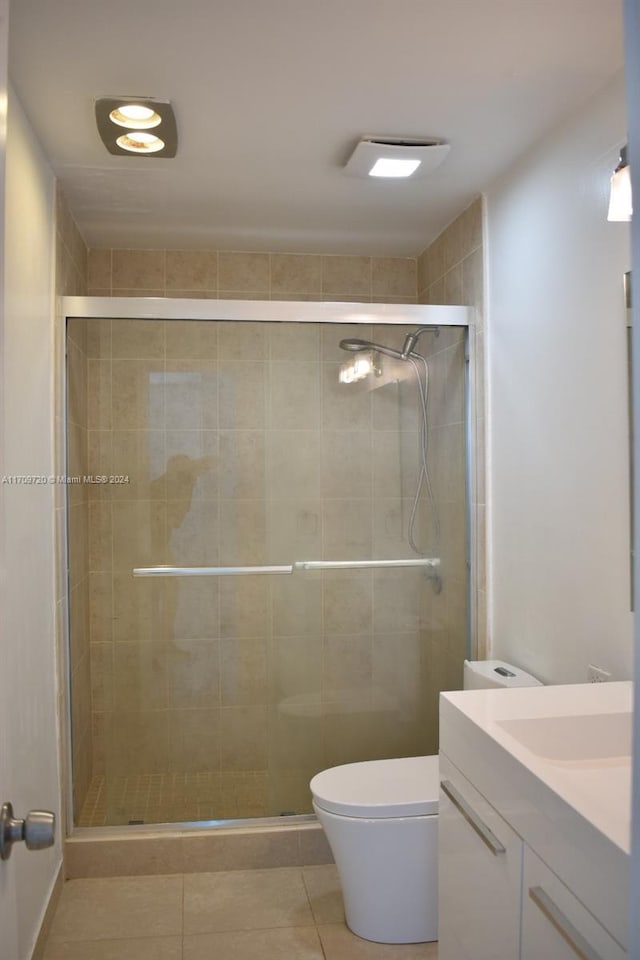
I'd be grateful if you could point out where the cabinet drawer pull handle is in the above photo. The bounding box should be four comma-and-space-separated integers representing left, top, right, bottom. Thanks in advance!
440, 779, 506, 856
529, 886, 604, 960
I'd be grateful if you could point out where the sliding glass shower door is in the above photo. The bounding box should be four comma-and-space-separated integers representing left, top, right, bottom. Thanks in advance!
66, 316, 467, 826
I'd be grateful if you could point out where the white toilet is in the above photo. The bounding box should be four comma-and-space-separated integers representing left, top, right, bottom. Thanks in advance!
310, 659, 542, 944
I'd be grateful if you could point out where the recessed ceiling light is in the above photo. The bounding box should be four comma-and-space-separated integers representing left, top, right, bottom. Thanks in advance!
95, 97, 178, 157
369, 158, 422, 178
344, 137, 449, 179
109, 104, 162, 129
116, 131, 166, 154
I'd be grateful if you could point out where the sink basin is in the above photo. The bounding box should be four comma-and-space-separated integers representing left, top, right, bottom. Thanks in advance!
496, 712, 631, 765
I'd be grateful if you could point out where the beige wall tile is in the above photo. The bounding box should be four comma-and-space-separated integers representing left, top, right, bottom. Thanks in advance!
87, 249, 112, 290
108, 710, 169, 776
219, 577, 270, 639
112, 641, 168, 711
219, 706, 268, 771
112, 250, 165, 290
323, 499, 372, 560
321, 431, 372, 498
90, 641, 113, 712
270, 362, 320, 429
266, 499, 321, 564
168, 576, 220, 640
372, 571, 422, 633
112, 573, 167, 643
167, 639, 220, 708
219, 252, 270, 292
266, 431, 321, 501
111, 500, 167, 570
321, 256, 371, 298
164, 430, 218, 500
271, 254, 322, 296
268, 322, 320, 360
165, 319, 218, 359
218, 361, 266, 429
371, 257, 417, 298
322, 576, 372, 634
321, 364, 371, 430
111, 318, 165, 359
111, 359, 164, 430
86, 318, 112, 359
271, 578, 322, 638
220, 637, 268, 706
323, 634, 372, 700
299, 826, 334, 866
165, 250, 217, 291
219, 431, 265, 499
167, 708, 221, 773
218, 500, 267, 565
217, 321, 267, 361
90, 571, 113, 643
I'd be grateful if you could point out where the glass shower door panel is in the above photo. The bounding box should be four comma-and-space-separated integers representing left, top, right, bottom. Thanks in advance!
69, 316, 467, 827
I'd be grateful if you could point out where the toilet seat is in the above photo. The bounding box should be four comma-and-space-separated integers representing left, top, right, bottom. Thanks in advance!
310, 755, 439, 819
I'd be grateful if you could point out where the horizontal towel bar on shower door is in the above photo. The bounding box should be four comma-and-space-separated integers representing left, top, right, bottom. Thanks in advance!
294, 558, 440, 571
132, 558, 440, 578
133, 565, 294, 577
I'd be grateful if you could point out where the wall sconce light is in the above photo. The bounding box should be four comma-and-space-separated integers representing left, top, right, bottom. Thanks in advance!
95, 97, 178, 158
608, 146, 632, 221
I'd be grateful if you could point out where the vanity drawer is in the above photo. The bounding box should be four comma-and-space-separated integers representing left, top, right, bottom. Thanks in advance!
522, 847, 626, 960
439, 752, 524, 960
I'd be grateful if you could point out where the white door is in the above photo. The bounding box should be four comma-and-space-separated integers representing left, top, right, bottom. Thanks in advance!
0, 0, 19, 955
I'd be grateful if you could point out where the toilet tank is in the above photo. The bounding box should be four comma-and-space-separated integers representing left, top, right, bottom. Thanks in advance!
463, 659, 542, 690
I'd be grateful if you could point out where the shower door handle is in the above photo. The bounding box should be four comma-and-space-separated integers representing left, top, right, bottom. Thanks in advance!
0, 802, 55, 860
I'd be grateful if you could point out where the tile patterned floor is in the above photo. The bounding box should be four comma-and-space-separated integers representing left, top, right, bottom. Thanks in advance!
43, 865, 439, 960
78, 772, 280, 827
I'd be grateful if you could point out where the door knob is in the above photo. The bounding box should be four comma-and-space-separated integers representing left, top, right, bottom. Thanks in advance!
0, 802, 55, 860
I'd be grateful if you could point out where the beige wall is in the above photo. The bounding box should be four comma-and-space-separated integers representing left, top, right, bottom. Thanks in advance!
417, 198, 486, 657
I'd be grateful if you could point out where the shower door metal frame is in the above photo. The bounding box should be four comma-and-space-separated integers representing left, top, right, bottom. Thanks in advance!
61, 295, 475, 835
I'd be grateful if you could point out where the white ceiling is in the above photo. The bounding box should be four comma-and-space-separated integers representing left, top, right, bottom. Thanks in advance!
9, 0, 624, 255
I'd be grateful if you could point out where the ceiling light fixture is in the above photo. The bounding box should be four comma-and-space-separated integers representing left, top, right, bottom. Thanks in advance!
109, 104, 162, 129
95, 97, 177, 158
608, 146, 633, 222
116, 131, 166, 154
344, 136, 450, 179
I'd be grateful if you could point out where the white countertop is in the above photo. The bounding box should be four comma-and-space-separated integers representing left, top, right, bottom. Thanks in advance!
441, 680, 632, 853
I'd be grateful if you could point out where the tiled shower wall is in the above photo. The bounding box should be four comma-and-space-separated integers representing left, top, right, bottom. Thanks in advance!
86, 250, 417, 302
418, 198, 486, 656
67, 318, 466, 824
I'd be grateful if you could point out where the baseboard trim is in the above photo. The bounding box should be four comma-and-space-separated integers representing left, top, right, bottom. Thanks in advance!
30, 863, 64, 960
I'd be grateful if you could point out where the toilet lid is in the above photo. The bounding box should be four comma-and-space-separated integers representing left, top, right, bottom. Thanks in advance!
310, 755, 439, 819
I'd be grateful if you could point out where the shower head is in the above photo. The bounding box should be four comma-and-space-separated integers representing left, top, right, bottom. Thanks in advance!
339, 337, 405, 360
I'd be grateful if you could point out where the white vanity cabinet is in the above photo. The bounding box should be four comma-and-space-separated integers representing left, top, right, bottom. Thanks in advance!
521, 848, 626, 960
438, 753, 523, 960
439, 684, 632, 959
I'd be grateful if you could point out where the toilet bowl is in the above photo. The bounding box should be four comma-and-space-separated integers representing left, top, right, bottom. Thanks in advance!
310, 659, 542, 944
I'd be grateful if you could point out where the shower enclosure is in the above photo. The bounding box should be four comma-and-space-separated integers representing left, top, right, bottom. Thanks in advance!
65, 299, 471, 828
